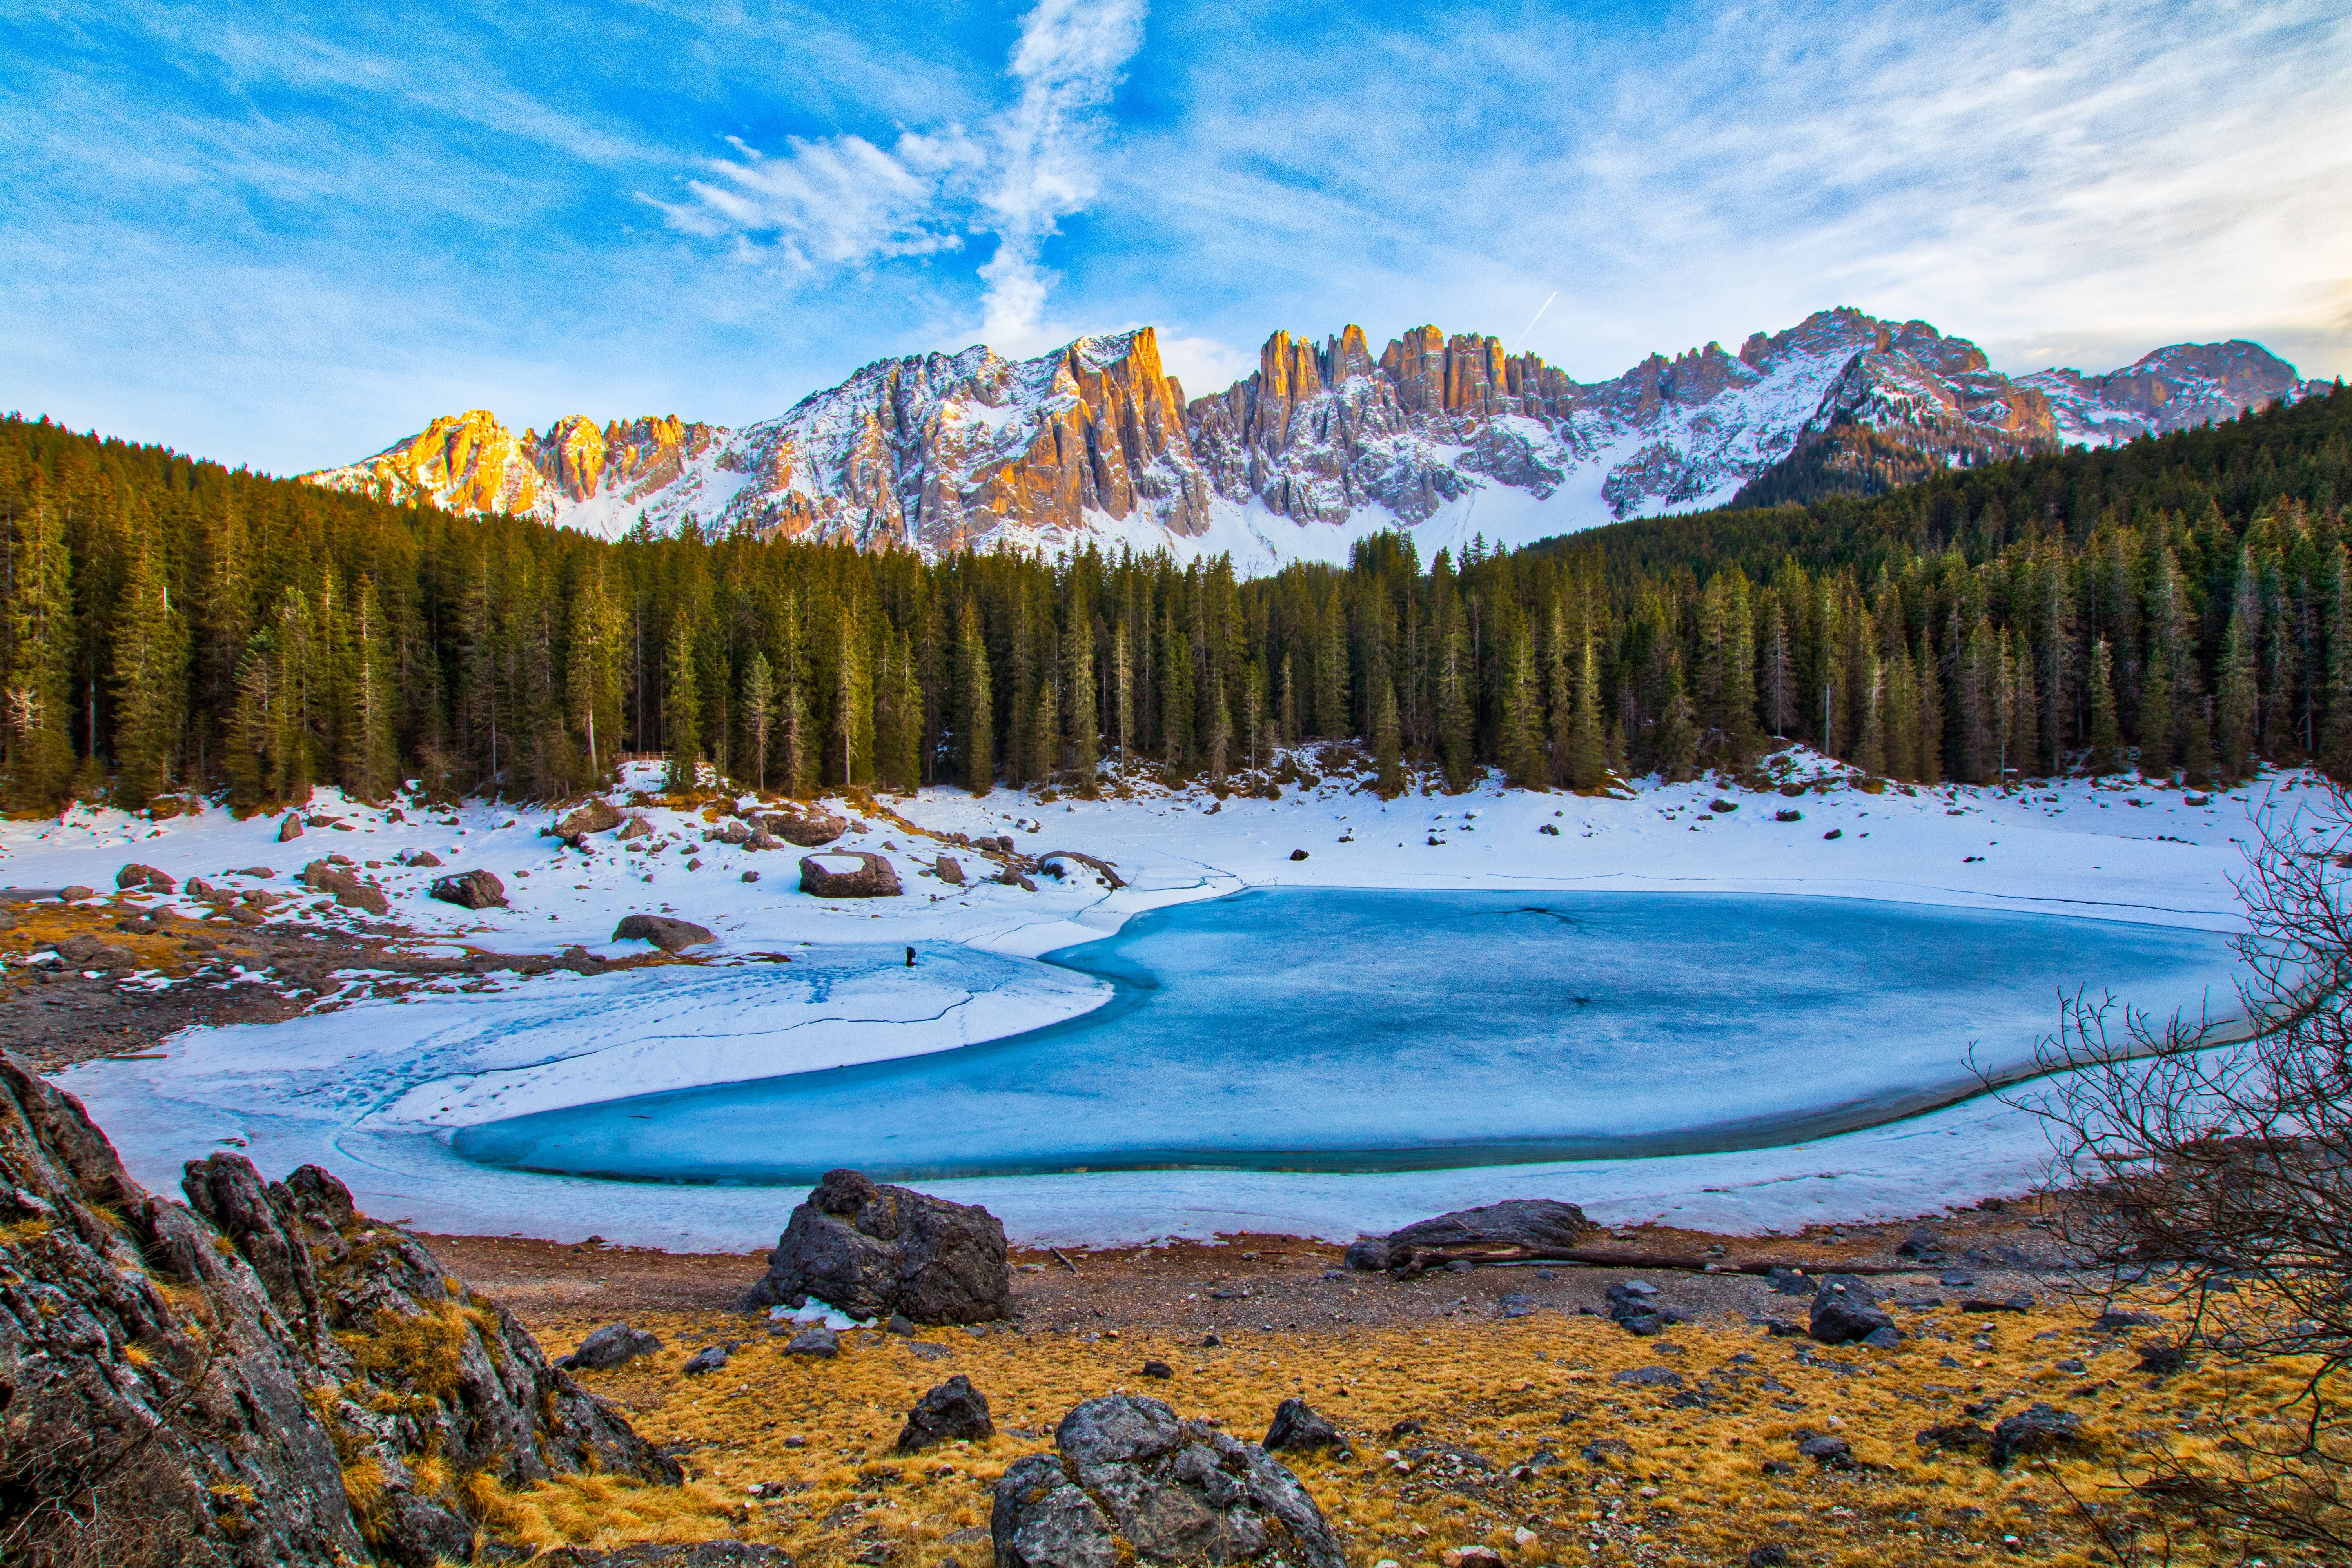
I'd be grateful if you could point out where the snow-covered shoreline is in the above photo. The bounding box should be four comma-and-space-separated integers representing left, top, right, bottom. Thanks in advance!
28, 750, 2289, 1249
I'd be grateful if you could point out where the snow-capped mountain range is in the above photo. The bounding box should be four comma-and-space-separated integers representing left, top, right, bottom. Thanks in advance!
304, 309, 2325, 572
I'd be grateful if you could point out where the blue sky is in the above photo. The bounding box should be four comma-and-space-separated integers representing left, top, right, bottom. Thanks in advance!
4, 0, 2347, 474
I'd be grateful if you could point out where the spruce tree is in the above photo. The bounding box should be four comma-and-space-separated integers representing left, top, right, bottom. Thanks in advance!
1437, 622, 1474, 791
1914, 628, 1944, 784
1372, 677, 1403, 795
2216, 608, 2258, 783
1030, 677, 1061, 785
1159, 600, 1193, 767
1567, 637, 1608, 790
341, 577, 400, 802
958, 602, 993, 794
566, 566, 626, 778
109, 515, 185, 809
1499, 625, 1545, 788
2, 496, 76, 810
664, 614, 701, 794
741, 650, 776, 792
1655, 664, 1700, 783
1065, 608, 1098, 794
2085, 639, 2123, 776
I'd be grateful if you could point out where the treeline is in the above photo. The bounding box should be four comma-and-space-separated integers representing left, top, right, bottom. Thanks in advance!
0, 386, 2345, 812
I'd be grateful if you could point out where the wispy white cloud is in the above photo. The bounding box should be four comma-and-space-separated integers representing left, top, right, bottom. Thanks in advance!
657, 0, 1149, 350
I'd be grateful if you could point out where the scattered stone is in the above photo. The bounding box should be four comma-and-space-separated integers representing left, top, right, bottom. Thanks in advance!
1822, 828, 1842, 840
430, 868, 507, 909
1990, 1403, 2083, 1468
783, 1325, 840, 1359
1940, 1268, 1978, 1288
402, 848, 444, 867
1263, 1396, 1343, 1452
533, 1546, 792, 1567
2137, 1341, 2189, 1375
1290, 849, 1309, 861
1766, 1266, 1812, 1296
1497, 1292, 1536, 1318
1915, 1422, 1992, 1453
1896, 1224, 1945, 1261
740, 1167, 1011, 1323
799, 851, 903, 898
887, 1313, 915, 1336
1963, 1294, 2036, 1314
555, 799, 624, 838
1810, 1276, 1898, 1346
1862, 1325, 1904, 1349
55, 884, 94, 902
2096, 1310, 2162, 1330
934, 855, 965, 886
1796, 1432, 1853, 1468
683, 1345, 730, 1375
561, 1323, 664, 1371
1749, 1548, 1791, 1568
991, 1394, 1345, 1568
764, 809, 848, 847
897, 1374, 995, 1451
1343, 1198, 1593, 1272
1774, 809, 1802, 823
1442, 1548, 1504, 1568
278, 813, 304, 842
1141, 1359, 1174, 1379
1580, 1438, 1634, 1466
116, 862, 177, 893
1708, 798, 1739, 813
1610, 1367, 1684, 1390
613, 913, 715, 952
617, 816, 653, 841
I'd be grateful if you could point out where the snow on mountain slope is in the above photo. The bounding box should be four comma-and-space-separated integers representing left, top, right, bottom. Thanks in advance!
302, 312, 2326, 567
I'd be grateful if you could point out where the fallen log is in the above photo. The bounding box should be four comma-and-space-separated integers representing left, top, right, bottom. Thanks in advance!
1033, 851, 1127, 889
1384, 1243, 1934, 1279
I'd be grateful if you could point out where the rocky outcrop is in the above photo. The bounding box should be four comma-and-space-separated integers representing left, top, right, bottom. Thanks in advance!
992, 1394, 1345, 1568
299, 859, 390, 916
799, 853, 902, 898
739, 1167, 1010, 1323
0, 1053, 675, 1566
1808, 1274, 1899, 1347
304, 409, 723, 525
760, 809, 846, 847
1343, 1198, 1594, 1272
554, 799, 623, 838
116, 862, 176, 892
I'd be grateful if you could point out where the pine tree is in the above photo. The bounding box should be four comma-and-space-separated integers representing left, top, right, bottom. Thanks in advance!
1498, 624, 1545, 788
566, 564, 626, 779
1958, 619, 1996, 783
109, 515, 185, 809
1437, 621, 1474, 791
1854, 655, 1886, 779
341, 577, 400, 802
1159, 600, 1193, 767
2085, 639, 2123, 776
1029, 677, 1060, 786
1112, 619, 1133, 769
2216, 606, 2258, 783
1914, 628, 1944, 784
1567, 637, 1608, 790
958, 601, 993, 794
1372, 677, 1403, 795
741, 651, 776, 792
1655, 663, 1699, 783
2, 495, 76, 810
1065, 606, 1098, 794
664, 613, 701, 794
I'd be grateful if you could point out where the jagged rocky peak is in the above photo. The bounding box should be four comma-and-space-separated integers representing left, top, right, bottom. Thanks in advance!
310, 408, 722, 522
2024, 339, 2315, 443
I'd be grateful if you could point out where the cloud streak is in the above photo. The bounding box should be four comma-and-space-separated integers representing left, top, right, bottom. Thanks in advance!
657, 0, 1148, 350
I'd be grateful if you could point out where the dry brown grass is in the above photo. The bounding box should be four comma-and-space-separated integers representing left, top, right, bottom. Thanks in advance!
489, 1291, 2335, 1568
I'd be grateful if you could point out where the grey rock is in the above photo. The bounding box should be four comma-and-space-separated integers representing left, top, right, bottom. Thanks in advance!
1896, 1224, 1944, 1261
534, 1546, 793, 1567
54, 883, 94, 902
1796, 1433, 1853, 1467
1343, 1197, 1593, 1271
1497, 1291, 1537, 1318
740, 1167, 1010, 1324
278, 813, 304, 841
561, 1323, 664, 1371
116, 861, 177, 892
1610, 1367, 1684, 1389
1939, 1268, 1978, 1287
1991, 1402, 2083, 1468
2137, 1341, 2189, 1375
1262, 1396, 1343, 1452
430, 868, 507, 909
934, 854, 966, 886
764, 809, 848, 848
683, 1345, 730, 1375
1861, 1325, 1904, 1349
555, 799, 624, 837
0, 1054, 677, 1568
1809, 1276, 1898, 1345
798, 851, 903, 898
897, 1373, 995, 1450
784, 1324, 840, 1358
299, 858, 390, 916
994, 1395, 1344, 1568
613, 913, 715, 952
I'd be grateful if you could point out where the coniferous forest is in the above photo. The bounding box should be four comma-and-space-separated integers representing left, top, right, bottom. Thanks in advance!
0, 385, 2345, 814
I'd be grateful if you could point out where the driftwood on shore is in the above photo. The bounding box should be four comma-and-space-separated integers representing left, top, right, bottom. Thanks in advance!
1033, 850, 1127, 889
1378, 1243, 1928, 1278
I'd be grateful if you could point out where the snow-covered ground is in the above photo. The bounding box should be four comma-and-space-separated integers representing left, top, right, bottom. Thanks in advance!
30, 750, 2295, 1250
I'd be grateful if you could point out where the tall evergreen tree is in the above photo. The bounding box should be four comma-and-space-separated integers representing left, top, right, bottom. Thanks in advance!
664, 613, 701, 793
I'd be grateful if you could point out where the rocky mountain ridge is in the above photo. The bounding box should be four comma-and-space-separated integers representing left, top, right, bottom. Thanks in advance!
305, 313, 2325, 568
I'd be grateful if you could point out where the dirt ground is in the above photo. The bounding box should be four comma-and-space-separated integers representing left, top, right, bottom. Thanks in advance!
419, 1211, 2276, 1568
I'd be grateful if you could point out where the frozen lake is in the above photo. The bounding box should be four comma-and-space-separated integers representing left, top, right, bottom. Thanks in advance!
452, 889, 2242, 1183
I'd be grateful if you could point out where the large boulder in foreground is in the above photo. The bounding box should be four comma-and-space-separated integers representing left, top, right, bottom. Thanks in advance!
799, 851, 902, 898
763, 808, 846, 847
554, 798, 623, 838
992, 1394, 1345, 1568
739, 1167, 1010, 1323
1343, 1198, 1595, 1271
